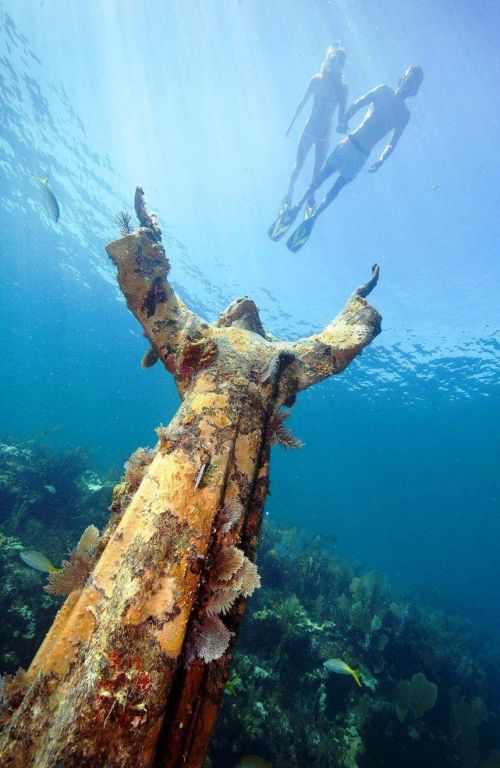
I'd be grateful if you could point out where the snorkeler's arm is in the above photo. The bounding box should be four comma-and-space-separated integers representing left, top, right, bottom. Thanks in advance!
286, 78, 316, 136
336, 82, 348, 132
368, 113, 410, 172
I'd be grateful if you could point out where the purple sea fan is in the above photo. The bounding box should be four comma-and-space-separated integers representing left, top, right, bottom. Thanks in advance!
194, 615, 233, 663
44, 550, 91, 595
123, 447, 156, 492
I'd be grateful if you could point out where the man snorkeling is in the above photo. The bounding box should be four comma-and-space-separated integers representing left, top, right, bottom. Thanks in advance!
269, 65, 424, 252
269, 43, 348, 235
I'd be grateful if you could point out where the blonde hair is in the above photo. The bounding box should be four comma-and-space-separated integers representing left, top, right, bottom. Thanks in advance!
319, 42, 346, 79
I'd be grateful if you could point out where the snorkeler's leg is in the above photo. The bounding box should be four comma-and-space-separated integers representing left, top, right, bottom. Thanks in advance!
286, 175, 348, 253
295, 158, 337, 211
307, 139, 330, 206
314, 175, 349, 218
285, 130, 314, 205
269, 131, 315, 240
269, 137, 332, 241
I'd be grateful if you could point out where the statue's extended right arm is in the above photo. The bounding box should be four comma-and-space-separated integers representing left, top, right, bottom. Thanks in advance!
105, 187, 205, 380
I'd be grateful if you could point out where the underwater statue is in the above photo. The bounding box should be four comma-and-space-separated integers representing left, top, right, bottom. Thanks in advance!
0, 188, 381, 768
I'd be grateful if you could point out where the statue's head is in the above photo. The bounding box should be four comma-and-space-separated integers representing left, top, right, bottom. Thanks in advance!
217, 297, 266, 337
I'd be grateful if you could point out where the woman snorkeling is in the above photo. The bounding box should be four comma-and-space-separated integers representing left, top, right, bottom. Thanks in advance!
282, 43, 347, 211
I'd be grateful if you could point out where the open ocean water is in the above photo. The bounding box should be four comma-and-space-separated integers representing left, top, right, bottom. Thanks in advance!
0, 2, 499, 766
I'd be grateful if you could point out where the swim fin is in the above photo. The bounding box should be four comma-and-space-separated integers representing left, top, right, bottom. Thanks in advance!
286, 204, 316, 252
268, 202, 301, 241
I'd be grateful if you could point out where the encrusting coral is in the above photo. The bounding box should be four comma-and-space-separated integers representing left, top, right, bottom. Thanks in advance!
0, 669, 27, 725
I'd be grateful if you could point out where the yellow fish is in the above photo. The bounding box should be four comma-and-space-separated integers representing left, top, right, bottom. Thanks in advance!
19, 550, 61, 573
31, 174, 60, 223
323, 658, 362, 687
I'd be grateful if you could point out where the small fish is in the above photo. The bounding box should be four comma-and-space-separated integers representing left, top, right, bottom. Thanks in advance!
323, 658, 362, 687
259, 356, 278, 384
236, 757, 272, 768
19, 550, 61, 573
141, 347, 159, 369
44, 484, 57, 494
224, 674, 242, 696
194, 463, 207, 491
31, 174, 60, 223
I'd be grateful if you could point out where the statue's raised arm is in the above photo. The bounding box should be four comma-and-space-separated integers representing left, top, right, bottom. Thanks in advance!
106, 187, 205, 383
287, 264, 381, 392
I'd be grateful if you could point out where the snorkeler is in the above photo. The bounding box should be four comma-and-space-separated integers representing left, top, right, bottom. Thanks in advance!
268, 44, 347, 240
271, 65, 424, 253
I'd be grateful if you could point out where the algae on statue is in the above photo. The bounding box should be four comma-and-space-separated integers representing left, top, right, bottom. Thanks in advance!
0, 188, 381, 768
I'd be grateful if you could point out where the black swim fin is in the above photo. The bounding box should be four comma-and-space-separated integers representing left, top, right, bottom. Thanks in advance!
268, 202, 301, 241
286, 205, 316, 253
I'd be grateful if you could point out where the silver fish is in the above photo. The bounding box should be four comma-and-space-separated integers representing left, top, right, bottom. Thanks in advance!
31, 174, 60, 223
194, 463, 207, 491
259, 356, 278, 384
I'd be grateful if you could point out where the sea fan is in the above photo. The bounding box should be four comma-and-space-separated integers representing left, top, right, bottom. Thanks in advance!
44, 550, 91, 595
268, 409, 304, 449
194, 615, 233, 663
114, 210, 133, 236
123, 447, 156, 492
76, 524, 99, 555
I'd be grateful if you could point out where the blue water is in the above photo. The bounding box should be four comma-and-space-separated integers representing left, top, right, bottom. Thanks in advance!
0, 0, 499, 644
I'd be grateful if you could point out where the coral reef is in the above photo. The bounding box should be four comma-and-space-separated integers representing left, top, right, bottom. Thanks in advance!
1, 439, 499, 766
0, 438, 113, 674
209, 525, 500, 768
394, 671, 438, 721
0, 438, 112, 562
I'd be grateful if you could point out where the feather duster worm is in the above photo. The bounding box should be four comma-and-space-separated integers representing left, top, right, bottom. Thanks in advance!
186, 504, 260, 664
